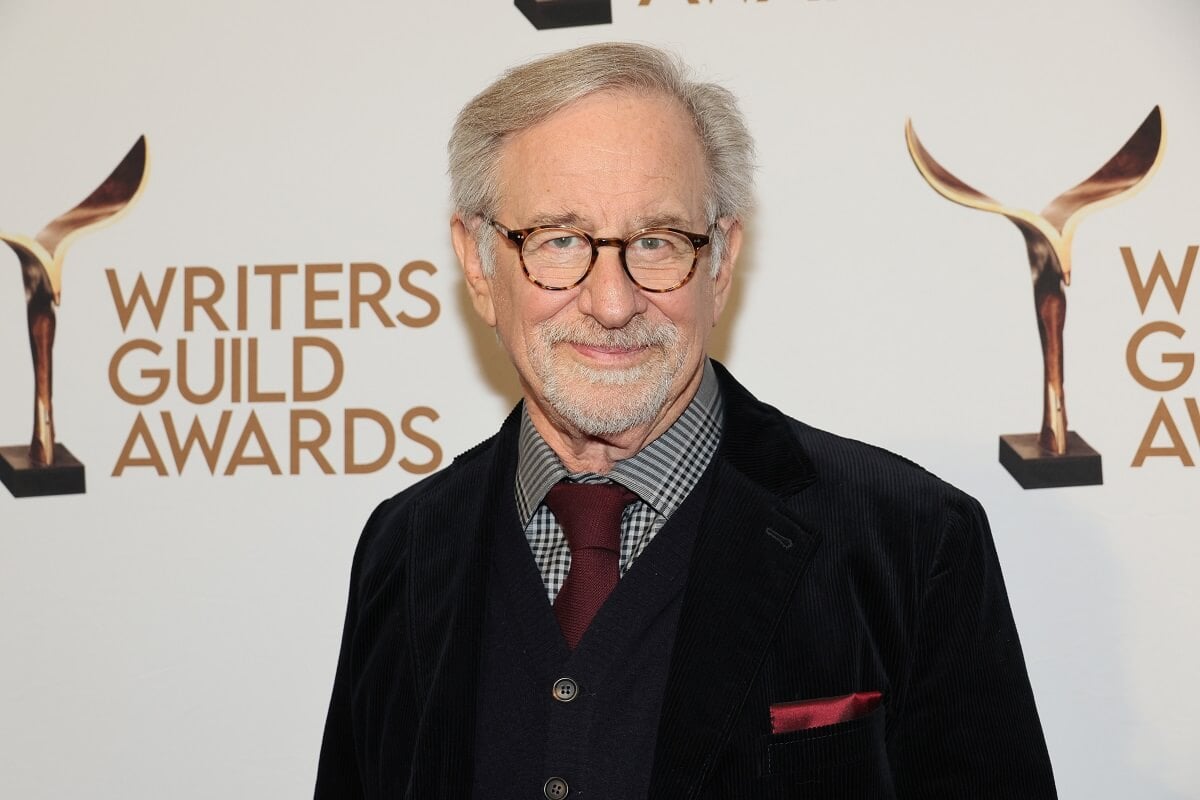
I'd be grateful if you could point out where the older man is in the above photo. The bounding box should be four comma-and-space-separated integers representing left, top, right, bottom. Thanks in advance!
315, 43, 1056, 799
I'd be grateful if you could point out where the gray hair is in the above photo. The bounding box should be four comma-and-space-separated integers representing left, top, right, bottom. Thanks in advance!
447, 42, 755, 275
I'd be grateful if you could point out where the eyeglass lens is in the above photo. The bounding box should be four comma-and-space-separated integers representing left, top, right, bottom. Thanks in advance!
522, 228, 695, 290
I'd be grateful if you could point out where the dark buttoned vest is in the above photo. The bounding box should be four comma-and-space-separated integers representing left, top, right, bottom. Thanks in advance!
471, 466, 715, 799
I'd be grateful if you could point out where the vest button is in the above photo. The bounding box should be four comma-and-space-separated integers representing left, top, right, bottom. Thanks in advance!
551, 677, 579, 702
544, 776, 569, 798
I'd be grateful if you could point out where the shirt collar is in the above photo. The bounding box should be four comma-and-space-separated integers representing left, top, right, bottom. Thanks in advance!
515, 359, 724, 525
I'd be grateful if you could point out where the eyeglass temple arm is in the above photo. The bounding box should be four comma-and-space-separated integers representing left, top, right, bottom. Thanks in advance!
486, 218, 525, 245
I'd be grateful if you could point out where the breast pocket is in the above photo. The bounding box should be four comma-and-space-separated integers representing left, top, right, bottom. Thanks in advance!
756, 705, 896, 798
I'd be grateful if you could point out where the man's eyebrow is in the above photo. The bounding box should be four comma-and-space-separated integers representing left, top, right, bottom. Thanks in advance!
629, 213, 696, 230
523, 211, 700, 231
527, 211, 586, 227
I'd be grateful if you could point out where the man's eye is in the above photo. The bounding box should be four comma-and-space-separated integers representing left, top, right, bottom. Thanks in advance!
634, 237, 667, 250
547, 236, 583, 249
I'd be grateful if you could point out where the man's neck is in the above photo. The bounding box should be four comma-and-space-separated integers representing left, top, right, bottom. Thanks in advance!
523, 364, 707, 474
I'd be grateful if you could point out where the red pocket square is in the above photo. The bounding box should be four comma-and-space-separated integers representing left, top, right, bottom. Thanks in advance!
769, 690, 882, 734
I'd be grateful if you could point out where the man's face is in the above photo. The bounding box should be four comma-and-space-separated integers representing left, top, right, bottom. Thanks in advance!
456, 89, 739, 441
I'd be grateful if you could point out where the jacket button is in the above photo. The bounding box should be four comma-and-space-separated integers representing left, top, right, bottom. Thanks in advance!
551, 677, 579, 702
544, 776, 569, 798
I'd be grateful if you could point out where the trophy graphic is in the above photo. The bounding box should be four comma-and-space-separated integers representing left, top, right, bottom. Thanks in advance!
0, 135, 148, 498
906, 108, 1164, 489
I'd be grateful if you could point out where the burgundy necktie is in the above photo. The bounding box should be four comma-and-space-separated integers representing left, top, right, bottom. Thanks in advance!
544, 481, 637, 650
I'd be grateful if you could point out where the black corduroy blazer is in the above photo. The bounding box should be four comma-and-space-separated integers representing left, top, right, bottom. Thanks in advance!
315, 361, 1057, 799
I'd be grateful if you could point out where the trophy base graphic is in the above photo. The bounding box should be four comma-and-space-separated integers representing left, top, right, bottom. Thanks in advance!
515, 0, 611, 29
998, 432, 1103, 489
0, 444, 86, 498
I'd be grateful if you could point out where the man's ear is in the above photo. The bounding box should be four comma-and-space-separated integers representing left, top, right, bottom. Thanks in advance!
451, 214, 497, 328
711, 217, 743, 323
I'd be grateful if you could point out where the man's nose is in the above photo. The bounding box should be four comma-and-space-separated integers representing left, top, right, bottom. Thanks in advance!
576, 245, 646, 328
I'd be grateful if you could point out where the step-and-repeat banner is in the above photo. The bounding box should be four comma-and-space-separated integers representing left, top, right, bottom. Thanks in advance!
2, 1, 1196, 797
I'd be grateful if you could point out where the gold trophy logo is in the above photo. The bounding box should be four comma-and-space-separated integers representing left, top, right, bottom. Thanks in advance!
906, 109, 1164, 488
1, 135, 148, 498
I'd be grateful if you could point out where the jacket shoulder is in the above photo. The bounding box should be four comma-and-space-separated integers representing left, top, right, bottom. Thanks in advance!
784, 415, 982, 525
712, 360, 977, 518
353, 430, 503, 576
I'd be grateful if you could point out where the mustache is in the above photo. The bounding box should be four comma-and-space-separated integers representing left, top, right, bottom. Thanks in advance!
538, 316, 677, 348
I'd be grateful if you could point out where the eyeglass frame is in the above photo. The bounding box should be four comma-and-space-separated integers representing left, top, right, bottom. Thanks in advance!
487, 219, 712, 293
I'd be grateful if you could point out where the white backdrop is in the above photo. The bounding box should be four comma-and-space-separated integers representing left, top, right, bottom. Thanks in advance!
2, 1, 1197, 797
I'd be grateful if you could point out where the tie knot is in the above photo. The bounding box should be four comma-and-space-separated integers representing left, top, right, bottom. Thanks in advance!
544, 481, 637, 554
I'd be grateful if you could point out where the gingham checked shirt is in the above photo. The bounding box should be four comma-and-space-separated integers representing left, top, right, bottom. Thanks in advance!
515, 360, 725, 603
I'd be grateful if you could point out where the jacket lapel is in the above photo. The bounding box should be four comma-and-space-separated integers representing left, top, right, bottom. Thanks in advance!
649, 363, 823, 798
405, 408, 521, 799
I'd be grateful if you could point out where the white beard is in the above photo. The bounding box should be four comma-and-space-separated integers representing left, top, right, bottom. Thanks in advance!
531, 315, 685, 436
